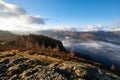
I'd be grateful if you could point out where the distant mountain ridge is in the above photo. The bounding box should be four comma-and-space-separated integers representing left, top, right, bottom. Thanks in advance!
1, 29, 120, 40
37, 30, 120, 38
1, 29, 120, 48
36, 30, 120, 44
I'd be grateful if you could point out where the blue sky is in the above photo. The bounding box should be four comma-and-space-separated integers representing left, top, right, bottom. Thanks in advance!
0, 0, 120, 31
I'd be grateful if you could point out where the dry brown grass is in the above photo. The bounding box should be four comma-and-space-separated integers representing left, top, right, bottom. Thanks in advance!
9, 51, 63, 64
0, 50, 120, 76
0, 50, 63, 63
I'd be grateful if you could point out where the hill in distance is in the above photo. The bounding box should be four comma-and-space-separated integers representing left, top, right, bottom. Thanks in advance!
0, 34, 66, 52
0, 30, 17, 40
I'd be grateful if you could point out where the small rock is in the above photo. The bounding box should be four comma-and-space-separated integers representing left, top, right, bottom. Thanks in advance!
54, 72, 59, 77
75, 68, 86, 77
49, 63, 55, 68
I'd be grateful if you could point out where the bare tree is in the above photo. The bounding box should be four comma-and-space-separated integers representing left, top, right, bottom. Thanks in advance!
40, 42, 45, 50
70, 46, 75, 57
110, 64, 115, 71
35, 41, 39, 49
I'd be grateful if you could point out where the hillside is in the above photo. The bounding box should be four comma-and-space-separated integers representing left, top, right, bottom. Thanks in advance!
0, 30, 17, 40
0, 34, 120, 79
0, 34, 66, 52
0, 51, 119, 80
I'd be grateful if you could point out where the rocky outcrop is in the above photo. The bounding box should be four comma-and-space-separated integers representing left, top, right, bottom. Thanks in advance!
0, 53, 119, 80
0, 34, 66, 52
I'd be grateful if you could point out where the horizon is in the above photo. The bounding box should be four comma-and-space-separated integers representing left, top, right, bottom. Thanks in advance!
0, 0, 120, 32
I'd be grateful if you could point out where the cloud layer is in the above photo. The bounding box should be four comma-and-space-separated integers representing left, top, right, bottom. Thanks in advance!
0, 0, 120, 32
110, 20, 120, 31
0, 0, 45, 31
83, 24, 104, 32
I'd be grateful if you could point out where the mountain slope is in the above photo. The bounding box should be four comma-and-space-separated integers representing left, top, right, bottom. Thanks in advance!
0, 34, 66, 52
0, 30, 17, 40
0, 51, 119, 80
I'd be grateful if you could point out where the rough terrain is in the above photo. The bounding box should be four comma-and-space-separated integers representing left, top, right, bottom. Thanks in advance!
0, 51, 119, 80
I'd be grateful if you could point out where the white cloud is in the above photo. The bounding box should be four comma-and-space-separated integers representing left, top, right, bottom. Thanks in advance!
110, 26, 120, 31
83, 25, 96, 31
0, 0, 75, 32
53, 25, 77, 31
96, 24, 104, 30
83, 24, 105, 32
0, 0, 26, 16
110, 20, 120, 31
0, 0, 119, 32
0, 0, 45, 31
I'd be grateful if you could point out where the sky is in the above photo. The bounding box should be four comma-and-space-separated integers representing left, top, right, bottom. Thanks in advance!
0, 0, 120, 32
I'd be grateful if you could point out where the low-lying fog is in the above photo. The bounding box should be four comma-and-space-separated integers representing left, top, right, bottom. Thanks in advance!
62, 40, 120, 70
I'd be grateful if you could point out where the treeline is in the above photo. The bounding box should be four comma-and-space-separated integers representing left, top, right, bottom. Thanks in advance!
0, 34, 66, 52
